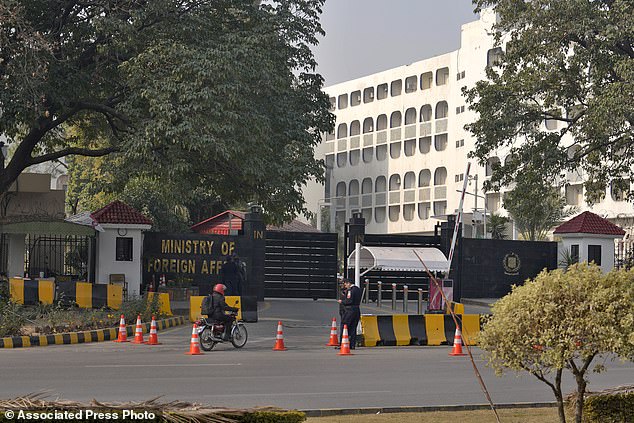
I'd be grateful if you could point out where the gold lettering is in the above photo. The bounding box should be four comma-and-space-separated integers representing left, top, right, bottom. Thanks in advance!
161, 240, 169, 253
201, 260, 209, 274
216, 260, 223, 274
193, 240, 200, 254
189, 259, 195, 273
185, 240, 192, 254
169, 259, 176, 272
175, 240, 182, 254
221, 242, 229, 256
229, 241, 235, 255
154, 259, 161, 272
199, 241, 206, 255
207, 241, 214, 253
161, 259, 169, 273
209, 260, 216, 275
254, 230, 264, 239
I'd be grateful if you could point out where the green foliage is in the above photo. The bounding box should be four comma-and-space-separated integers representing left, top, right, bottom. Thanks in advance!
582, 387, 634, 423
480, 264, 634, 423
466, 1, 634, 202
0, 301, 25, 337
118, 295, 165, 323
487, 212, 510, 239
502, 170, 577, 240
239, 411, 306, 423
1, 0, 334, 225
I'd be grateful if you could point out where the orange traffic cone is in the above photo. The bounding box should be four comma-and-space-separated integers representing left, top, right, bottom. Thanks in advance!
185, 323, 203, 355
147, 316, 160, 345
326, 317, 339, 346
132, 315, 146, 344
113, 314, 129, 343
272, 321, 287, 351
449, 327, 467, 356
338, 324, 353, 356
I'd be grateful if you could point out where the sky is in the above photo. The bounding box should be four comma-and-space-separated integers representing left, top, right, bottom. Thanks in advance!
312, 1, 479, 86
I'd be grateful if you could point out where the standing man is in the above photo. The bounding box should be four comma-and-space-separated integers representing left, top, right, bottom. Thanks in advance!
220, 255, 239, 296
337, 277, 347, 345
338, 278, 361, 349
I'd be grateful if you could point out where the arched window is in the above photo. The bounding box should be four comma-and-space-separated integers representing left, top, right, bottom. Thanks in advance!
435, 101, 448, 119
363, 118, 374, 133
404, 108, 417, 125
337, 123, 348, 139
336, 152, 347, 168
338, 94, 348, 109
420, 72, 433, 90
420, 105, 432, 122
376, 114, 388, 130
350, 120, 360, 136
390, 111, 402, 128
487, 47, 503, 67
419, 137, 431, 154
389, 174, 401, 191
363, 87, 374, 103
349, 150, 360, 166
390, 79, 402, 96
390, 142, 401, 159
405, 76, 417, 93
376, 145, 387, 161
349, 179, 360, 196
350, 91, 361, 107
436, 67, 449, 85
404, 172, 416, 189
418, 170, 431, 187
434, 134, 448, 151
362, 178, 373, 194
336, 182, 346, 197
362, 147, 373, 163
434, 167, 447, 185
377, 83, 388, 100
389, 206, 400, 222
375, 176, 387, 192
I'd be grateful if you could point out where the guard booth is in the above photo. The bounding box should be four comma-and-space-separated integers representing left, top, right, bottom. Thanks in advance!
347, 246, 450, 312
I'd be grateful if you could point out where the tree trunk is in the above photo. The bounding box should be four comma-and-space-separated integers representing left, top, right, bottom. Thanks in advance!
574, 371, 588, 423
554, 369, 566, 423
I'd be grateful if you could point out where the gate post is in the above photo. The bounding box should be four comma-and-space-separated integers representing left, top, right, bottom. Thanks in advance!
243, 205, 266, 301
391, 283, 397, 310
417, 289, 423, 314
377, 281, 382, 308
403, 285, 408, 313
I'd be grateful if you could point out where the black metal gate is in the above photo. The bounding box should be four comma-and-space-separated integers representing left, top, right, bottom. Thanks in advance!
25, 234, 94, 280
264, 231, 338, 298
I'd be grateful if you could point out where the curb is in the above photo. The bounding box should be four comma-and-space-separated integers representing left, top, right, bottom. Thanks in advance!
302, 402, 556, 417
0, 316, 185, 349
461, 298, 497, 307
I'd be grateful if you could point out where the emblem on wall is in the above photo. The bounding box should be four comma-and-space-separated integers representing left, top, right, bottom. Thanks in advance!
503, 252, 521, 275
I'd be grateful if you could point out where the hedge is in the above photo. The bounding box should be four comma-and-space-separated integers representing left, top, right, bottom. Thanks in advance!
583, 386, 634, 423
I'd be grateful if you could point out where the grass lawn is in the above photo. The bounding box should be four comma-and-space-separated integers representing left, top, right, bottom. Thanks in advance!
306, 407, 566, 423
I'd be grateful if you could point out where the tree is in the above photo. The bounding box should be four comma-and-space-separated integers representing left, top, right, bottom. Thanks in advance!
479, 264, 634, 423
0, 0, 333, 224
503, 170, 577, 240
466, 1, 634, 203
486, 212, 509, 239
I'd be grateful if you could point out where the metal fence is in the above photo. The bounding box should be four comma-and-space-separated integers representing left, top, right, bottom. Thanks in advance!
615, 239, 634, 269
25, 234, 93, 279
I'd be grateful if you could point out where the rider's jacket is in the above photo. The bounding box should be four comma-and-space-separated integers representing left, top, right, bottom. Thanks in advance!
210, 292, 239, 321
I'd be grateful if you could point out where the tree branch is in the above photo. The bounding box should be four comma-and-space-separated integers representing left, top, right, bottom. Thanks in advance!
28, 146, 120, 167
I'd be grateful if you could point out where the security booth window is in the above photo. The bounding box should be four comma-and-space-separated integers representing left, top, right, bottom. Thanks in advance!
588, 245, 601, 266
570, 244, 579, 263
116, 237, 133, 261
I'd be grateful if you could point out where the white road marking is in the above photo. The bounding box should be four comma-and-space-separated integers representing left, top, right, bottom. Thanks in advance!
85, 363, 241, 368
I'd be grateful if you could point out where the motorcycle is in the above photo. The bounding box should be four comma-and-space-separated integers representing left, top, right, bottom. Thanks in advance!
197, 311, 248, 351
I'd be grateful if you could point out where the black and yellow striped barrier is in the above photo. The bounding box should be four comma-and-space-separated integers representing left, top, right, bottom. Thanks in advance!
361, 314, 482, 347
0, 316, 184, 349
8, 278, 55, 305
55, 281, 123, 310
189, 295, 258, 323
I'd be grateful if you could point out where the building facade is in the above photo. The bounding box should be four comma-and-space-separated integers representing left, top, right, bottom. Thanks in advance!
305, 9, 634, 238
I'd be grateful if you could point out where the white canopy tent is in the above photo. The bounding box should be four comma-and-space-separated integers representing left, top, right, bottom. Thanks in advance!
347, 246, 449, 276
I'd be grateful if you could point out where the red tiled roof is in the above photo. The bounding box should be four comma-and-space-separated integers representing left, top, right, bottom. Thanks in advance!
191, 210, 321, 233
91, 200, 153, 226
554, 211, 625, 236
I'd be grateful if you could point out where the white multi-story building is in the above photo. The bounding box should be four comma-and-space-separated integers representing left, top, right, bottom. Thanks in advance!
304, 9, 634, 238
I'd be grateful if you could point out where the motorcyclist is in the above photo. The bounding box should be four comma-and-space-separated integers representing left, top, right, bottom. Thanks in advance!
209, 283, 239, 341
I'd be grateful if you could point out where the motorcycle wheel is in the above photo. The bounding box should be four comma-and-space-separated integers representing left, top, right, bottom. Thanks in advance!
231, 324, 248, 348
199, 327, 217, 351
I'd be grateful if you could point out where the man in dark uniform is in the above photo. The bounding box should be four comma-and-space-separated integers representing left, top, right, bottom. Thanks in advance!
338, 278, 361, 349
338, 277, 347, 345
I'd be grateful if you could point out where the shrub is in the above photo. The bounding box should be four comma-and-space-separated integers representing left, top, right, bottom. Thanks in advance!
118, 295, 165, 322
239, 411, 306, 423
0, 302, 26, 337
582, 386, 634, 423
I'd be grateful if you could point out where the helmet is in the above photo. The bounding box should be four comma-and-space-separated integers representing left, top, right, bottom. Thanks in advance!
213, 284, 226, 295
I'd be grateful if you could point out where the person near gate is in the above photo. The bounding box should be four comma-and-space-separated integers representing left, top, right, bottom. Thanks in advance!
220, 255, 240, 296
338, 278, 361, 349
